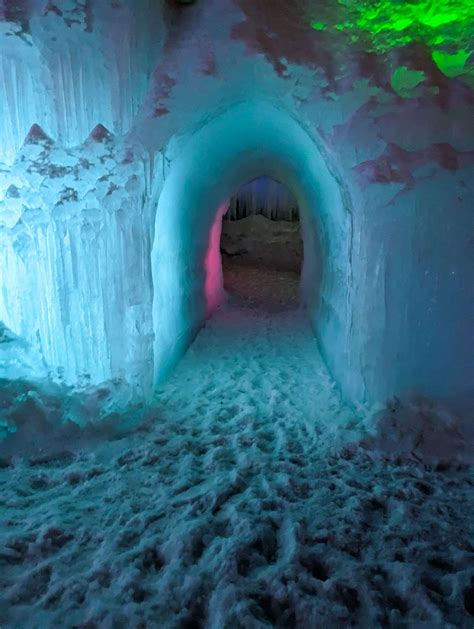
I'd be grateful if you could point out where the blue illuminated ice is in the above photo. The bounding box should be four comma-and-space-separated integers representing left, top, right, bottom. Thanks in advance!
0, 124, 154, 394
0, 0, 472, 420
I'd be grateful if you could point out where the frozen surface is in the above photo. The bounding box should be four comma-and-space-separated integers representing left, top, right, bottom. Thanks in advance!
0, 322, 48, 383
0, 0, 164, 164
0, 126, 154, 392
1, 1, 472, 410
0, 270, 472, 626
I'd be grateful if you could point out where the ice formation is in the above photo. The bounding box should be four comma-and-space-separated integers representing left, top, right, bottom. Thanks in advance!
225, 177, 299, 222
0, 0, 472, 415
1, 2, 473, 625
0, 123, 154, 394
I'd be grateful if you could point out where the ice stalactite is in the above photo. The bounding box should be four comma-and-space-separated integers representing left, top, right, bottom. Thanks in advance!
225, 177, 299, 222
0, 0, 164, 164
0, 124, 154, 394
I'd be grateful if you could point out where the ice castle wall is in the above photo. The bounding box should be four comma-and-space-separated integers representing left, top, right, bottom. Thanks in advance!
0, 128, 155, 394
0, 0, 164, 164
0, 0, 472, 412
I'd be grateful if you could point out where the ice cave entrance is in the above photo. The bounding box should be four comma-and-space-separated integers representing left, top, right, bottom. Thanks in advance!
152, 102, 344, 390
220, 177, 303, 310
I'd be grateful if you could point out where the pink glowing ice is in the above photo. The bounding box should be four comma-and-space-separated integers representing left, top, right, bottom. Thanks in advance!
204, 203, 227, 315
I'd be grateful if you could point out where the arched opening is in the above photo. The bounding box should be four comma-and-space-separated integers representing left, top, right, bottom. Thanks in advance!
220, 177, 303, 310
152, 101, 357, 403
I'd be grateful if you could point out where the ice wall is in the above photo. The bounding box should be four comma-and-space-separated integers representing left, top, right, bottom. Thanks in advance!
0, 0, 164, 164
0, 0, 472, 413
0, 125, 154, 394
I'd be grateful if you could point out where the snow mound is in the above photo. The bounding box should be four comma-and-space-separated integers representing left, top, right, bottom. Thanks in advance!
0, 376, 148, 455
0, 321, 148, 449
360, 397, 473, 467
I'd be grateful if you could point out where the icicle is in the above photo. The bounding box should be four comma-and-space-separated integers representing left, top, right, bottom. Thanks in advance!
226, 177, 299, 222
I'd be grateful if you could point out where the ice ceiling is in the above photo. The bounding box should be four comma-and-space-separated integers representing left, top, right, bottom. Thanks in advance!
0, 0, 473, 413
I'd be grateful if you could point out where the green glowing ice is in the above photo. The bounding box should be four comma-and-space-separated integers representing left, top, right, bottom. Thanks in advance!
432, 49, 471, 77
391, 66, 426, 97
311, 1, 474, 57
310, 0, 473, 86
390, 18, 413, 32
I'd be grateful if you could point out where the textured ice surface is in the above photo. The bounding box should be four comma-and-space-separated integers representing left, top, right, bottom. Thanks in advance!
0, 125, 154, 393
0, 0, 473, 411
0, 292, 472, 627
0, 0, 164, 165
0, 322, 47, 383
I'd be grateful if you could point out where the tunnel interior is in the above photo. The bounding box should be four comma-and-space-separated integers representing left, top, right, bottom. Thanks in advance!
0, 2, 473, 625
151, 101, 347, 390
220, 177, 304, 310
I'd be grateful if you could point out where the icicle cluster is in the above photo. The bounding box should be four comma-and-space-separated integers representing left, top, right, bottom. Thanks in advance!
0, 123, 154, 393
0, 0, 163, 165
225, 177, 299, 222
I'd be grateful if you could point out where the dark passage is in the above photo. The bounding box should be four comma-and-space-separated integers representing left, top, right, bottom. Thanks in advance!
220, 177, 303, 310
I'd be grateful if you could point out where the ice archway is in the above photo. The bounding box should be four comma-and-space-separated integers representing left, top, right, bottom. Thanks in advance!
152, 101, 355, 400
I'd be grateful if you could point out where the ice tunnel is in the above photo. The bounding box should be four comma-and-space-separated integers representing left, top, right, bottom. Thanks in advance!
0, 0, 472, 420
1, 2, 473, 625
151, 101, 353, 392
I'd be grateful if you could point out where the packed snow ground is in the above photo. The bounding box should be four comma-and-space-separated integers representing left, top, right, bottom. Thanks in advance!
0, 261, 473, 627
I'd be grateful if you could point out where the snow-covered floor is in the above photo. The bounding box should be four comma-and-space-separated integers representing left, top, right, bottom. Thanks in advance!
0, 264, 473, 628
